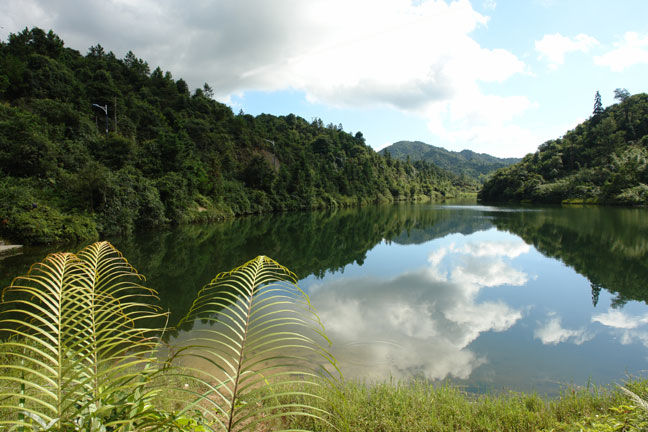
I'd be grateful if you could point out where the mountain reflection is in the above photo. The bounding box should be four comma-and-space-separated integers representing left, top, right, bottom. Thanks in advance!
309, 239, 529, 380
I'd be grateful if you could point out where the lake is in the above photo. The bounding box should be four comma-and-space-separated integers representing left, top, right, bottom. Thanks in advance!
2, 203, 648, 395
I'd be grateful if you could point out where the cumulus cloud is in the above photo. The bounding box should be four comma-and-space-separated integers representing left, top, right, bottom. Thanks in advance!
0, 0, 532, 156
309, 241, 528, 380
589, 309, 648, 349
0, 0, 512, 104
594, 32, 648, 72
535, 33, 599, 69
455, 240, 531, 258
592, 309, 648, 330
424, 91, 539, 156
619, 330, 648, 346
534, 314, 593, 345
450, 256, 528, 289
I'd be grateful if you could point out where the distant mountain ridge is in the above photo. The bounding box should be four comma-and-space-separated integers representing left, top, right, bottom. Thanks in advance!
379, 141, 520, 182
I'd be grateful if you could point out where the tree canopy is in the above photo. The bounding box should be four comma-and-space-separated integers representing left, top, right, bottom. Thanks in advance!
478, 91, 648, 205
593, 90, 604, 116
614, 88, 630, 102
0, 27, 474, 245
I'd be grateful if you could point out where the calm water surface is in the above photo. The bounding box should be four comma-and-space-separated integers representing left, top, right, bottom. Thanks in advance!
2, 203, 648, 395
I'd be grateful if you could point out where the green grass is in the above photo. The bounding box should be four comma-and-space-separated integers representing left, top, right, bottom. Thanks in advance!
4, 353, 646, 432
271, 378, 648, 432
3, 336, 648, 431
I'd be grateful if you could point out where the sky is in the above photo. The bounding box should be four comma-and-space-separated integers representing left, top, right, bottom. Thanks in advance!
2, 0, 648, 158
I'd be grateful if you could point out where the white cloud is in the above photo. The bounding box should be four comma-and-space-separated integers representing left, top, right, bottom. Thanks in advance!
309, 241, 527, 380
619, 330, 648, 348
450, 256, 528, 289
591, 309, 648, 349
592, 309, 648, 330
424, 91, 539, 157
375, 141, 393, 152
455, 240, 531, 259
535, 315, 593, 345
594, 32, 648, 72
0, 0, 532, 157
535, 33, 599, 69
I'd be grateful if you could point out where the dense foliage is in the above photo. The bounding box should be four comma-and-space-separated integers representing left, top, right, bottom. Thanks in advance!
0, 27, 473, 245
380, 140, 520, 182
479, 93, 648, 204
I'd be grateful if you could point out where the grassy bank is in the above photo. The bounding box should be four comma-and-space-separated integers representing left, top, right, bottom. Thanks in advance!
4, 355, 646, 431
270, 378, 648, 432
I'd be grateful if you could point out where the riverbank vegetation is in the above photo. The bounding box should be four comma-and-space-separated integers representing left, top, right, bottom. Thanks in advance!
0, 27, 476, 245
479, 91, 648, 205
279, 378, 648, 431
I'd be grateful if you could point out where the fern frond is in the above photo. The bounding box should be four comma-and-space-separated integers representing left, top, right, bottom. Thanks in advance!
0, 241, 166, 430
171, 255, 340, 432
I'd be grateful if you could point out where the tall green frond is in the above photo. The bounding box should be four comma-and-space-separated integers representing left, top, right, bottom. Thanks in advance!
1, 245, 338, 431
0, 241, 165, 431
171, 255, 340, 432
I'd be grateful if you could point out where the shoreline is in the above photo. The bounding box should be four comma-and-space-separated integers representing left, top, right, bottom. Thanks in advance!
2, 193, 479, 247
0, 241, 22, 259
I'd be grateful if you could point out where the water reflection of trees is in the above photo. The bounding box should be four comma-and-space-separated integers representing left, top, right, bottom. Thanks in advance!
110, 204, 492, 331
490, 207, 648, 307
6, 205, 648, 328
0, 204, 492, 332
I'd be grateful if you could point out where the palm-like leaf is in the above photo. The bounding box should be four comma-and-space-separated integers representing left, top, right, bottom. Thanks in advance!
0, 241, 165, 430
170, 256, 339, 432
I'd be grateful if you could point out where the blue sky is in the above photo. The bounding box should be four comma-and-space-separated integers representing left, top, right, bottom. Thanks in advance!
2, 0, 648, 157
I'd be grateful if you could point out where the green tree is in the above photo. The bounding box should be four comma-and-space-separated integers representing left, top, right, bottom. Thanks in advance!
242, 154, 275, 192
480, 93, 648, 205
0, 105, 56, 177
614, 88, 630, 102
593, 90, 604, 116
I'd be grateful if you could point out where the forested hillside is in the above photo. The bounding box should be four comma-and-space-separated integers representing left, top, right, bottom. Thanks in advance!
479, 92, 648, 204
380, 140, 519, 182
0, 28, 474, 245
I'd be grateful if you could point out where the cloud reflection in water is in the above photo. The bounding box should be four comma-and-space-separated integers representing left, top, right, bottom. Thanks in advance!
592, 309, 648, 348
309, 239, 530, 380
534, 313, 593, 345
